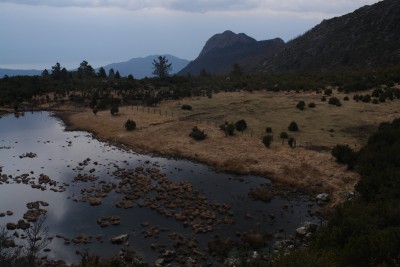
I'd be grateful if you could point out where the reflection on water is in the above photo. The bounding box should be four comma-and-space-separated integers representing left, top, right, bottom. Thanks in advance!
0, 112, 320, 264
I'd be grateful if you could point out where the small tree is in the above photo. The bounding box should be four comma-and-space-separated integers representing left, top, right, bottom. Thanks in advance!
125, 119, 136, 131
288, 121, 299, 132
152, 56, 172, 79
189, 126, 206, 141
266, 127, 272, 133
92, 108, 98, 115
235, 119, 247, 132
262, 135, 273, 148
24, 215, 51, 266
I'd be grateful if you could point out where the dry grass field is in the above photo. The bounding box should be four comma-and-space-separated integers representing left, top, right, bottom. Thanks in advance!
60, 89, 400, 208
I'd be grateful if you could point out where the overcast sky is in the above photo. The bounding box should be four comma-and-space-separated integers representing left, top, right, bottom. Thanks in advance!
0, 0, 381, 70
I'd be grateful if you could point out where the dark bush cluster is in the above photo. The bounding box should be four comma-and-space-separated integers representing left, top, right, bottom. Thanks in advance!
189, 126, 206, 140
124, 119, 136, 131
220, 122, 236, 136
262, 135, 273, 148
235, 119, 247, 132
308, 102, 316, 108
181, 104, 192, 110
288, 121, 299, 132
328, 97, 342, 106
110, 106, 119, 116
331, 144, 357, 169
296, 100, 306, 110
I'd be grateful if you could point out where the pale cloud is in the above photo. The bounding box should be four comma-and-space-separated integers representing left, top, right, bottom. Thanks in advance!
0, 0, 382, 14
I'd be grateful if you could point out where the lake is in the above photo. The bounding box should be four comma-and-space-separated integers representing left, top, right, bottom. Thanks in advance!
0, 112, 320, 265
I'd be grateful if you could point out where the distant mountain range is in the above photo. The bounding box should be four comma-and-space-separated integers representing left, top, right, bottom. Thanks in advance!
99, 55, 190, 79
0, 55, 190, 79
0, 69, 42, 77
261, 0, 400, 72
2, 0, 399, 78
178, 30, 284, 76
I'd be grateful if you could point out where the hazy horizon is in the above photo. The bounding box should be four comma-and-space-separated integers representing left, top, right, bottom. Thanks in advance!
0, 0, 382, 70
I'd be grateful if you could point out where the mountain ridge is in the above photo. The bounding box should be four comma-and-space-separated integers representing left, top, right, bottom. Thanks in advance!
179, 30, 285, 76
261, 0, 400, 72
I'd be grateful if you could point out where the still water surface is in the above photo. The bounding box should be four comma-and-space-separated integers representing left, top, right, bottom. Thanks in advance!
0, 112, 319, 264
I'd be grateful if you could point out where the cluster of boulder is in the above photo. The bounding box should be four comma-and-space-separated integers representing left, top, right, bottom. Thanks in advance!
19, 152, 37, 158
23, 201, 49, 222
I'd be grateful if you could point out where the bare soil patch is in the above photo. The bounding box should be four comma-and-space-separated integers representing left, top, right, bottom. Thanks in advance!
58, 90, 400, 208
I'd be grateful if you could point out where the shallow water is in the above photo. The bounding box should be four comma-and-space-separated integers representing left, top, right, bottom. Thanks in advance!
0, 112, 319, 264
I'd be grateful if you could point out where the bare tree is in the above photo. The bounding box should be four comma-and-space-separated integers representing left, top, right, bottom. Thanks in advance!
24, 215, 51, 266
0, 226, 21, 267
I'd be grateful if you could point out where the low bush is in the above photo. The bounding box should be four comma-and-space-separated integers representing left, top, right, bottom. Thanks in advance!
235, 119, 247, 132
266, 127, 272, 133
124, 119, 136, 131
331, 144, 357, 169
220, 122, 235, 136
308, 102, 316, 108
189, 126, 206, 140
181, 104, 192, 110
288, 121, 299, 132
296, 101, 306, 110
328, 97, 342, 106
262, 135, 273, 148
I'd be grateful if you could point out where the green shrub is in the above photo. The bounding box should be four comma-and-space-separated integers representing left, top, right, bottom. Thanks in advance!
280, 132, 289, 139
343, 96, 349, 101
331, 144, 357, 169
308, 102, 316, 108
189, 126, 206, 140
266, 127, 272, 133
288, 121, 299, 131
296, 101, 306, 110
235, 119, 247, 132
181, 104, 192, 110
362, 94, 371, 103
321, 96, 327, 102
124, 119, 136, 131
328, 97, 342, 106
324, 88, 333, 96
372, 98, 379, 104
262, 135, 273, 148
220, 122, 235, 136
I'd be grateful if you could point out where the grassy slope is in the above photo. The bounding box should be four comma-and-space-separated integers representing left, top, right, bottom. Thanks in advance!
61, 90, 400, 207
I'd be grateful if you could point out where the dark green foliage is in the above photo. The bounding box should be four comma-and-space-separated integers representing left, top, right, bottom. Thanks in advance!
343, 96, 349, 101
362, 94, 371, 103
372, 98, 379, 104
124, 119, 136, 131
262, 135, 273, 148
289, 118, 400, 267
92, 108, 98, 115
280, 132, 289, 139
331, 144, 357, 169
308, 102, 316, 108
266, 127, 272, 133
324, 88, 333, 96
220, 122, 235, 136
328, 97, 342, 106
296, 100, 306, 110
189, 126, 206, 141
152, 56, 172, 79
181, 104, 192, 110
321, 96, 326, 102
235, 119, 247, 132
288, 121, 299, 131
110, 106, 119, 116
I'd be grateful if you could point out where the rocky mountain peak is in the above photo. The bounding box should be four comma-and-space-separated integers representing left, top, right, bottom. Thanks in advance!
198, 30, 257, 58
